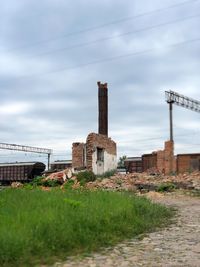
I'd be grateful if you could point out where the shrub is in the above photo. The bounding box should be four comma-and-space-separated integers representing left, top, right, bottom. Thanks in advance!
76, 170, 96, 184
169, 171, 177, 176
41, 179, 61, 187
63, 179, 75, 190
23, 183, 34, 190
157, 182, 176, 192
30, 176, 44, 186
97, 169, 116, 179
30, 176, 61, 187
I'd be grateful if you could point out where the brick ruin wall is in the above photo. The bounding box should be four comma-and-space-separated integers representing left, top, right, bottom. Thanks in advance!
177, 155, 191, 173
142, 153, 157, 171
142, 140, 176, 174
177, 154, 200, 173
72, 142, 85, 169
142, 143, 200, 174
86, 132, 117, 171
72, 133, 117, 172
163, 140, 176, 174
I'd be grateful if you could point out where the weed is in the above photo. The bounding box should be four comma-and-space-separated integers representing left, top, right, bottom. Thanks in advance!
169, 171, 177, 176
116, 178, 122, 186
157, 182, 176, 192
96, 169, 116, 179
41, 179, 61, 187
76, 171, 96, 184
63, 180, 75, 190
30, 176, 44, 186
63, 198, 83, 208
184, 189, 200, 197
23, 183, 34, 190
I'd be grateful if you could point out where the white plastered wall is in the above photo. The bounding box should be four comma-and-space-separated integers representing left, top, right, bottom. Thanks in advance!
92, 149, 117, 175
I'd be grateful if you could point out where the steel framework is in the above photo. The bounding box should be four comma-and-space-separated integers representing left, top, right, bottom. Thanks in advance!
0, 143, 52, 169
165, 90, 200, 141
165, 90, 200, 113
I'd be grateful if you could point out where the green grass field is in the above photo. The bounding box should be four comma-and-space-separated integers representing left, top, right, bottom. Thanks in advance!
0, 188, 173, 266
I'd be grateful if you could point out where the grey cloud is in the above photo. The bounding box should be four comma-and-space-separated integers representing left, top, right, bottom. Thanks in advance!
0, 0, 199, 164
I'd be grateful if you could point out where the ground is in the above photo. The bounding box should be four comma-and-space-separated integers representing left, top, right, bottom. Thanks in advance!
53, 192, 200, 267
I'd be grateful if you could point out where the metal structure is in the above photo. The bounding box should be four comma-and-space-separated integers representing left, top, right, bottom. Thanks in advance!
0, 143, 52, 169
165, 90, 200, 141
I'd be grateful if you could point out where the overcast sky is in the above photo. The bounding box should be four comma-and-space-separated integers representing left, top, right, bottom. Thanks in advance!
0, 0, 199, 165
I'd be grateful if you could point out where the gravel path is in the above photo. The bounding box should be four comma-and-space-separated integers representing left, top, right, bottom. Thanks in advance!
54, 193, 200, 267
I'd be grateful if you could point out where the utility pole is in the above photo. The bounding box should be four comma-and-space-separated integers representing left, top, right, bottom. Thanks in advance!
168, 100, 174, 141
165, 90, 200, 140
0, 143, 52, 170
165, 90, 200, 174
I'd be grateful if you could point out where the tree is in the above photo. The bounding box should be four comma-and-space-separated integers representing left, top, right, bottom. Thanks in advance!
118, 155, 127, 168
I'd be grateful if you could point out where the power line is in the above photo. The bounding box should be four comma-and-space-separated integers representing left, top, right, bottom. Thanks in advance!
0, 131, 198, 159
28, 13, 200, 59
3, 36, 200, 83
2, 0, 199, 53
48, 132, 199, 155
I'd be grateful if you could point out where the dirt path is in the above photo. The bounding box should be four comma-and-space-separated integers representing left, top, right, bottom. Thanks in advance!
54, 193, 200, 267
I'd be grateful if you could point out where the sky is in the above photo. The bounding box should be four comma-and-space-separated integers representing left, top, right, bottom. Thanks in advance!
0, 0, 199, 165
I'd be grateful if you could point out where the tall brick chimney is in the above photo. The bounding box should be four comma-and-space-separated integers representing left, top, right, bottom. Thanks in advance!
97, 81, 108, 136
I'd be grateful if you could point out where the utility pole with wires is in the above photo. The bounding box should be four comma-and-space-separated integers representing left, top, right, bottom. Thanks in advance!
165, 90, 200, 141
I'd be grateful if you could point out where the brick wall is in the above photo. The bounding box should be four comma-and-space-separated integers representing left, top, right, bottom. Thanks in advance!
156, 150, 165, 173
142, 153, 157, 171
72, 142, 85, 169
177, 154, 200, 173
142, 140, 176, 174
86, 132, 116, 170
98, 82, 108, 136
72, 133, 117, 172
163, 140, 176, 174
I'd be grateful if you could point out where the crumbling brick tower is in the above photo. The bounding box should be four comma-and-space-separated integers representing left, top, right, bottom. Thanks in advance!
98, 81, 108, 136
72, 82, 117, 174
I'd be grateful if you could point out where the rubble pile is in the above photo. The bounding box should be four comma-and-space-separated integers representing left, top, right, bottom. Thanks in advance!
44, 168, 72, 183
84, 171, 200, 192
11, 182, 23, 188
42, 169, 200, 192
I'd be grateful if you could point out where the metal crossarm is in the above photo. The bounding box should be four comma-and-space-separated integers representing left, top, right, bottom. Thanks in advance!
0, 143, 52, 154
165, 90, 200, 113
0, 143, 52, 169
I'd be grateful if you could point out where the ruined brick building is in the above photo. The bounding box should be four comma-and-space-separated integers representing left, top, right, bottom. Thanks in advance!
176, 153, 200, 173
142, 140, 176, 174
72, 82, 117, 175
127, 141, 200, 174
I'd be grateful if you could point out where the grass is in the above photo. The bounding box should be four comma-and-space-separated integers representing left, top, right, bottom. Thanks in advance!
184, 189, 200, 197
76, 170, 96, 185
0, 188, 173, 266
157, 182, 177, 192
96, 169, 117, 179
